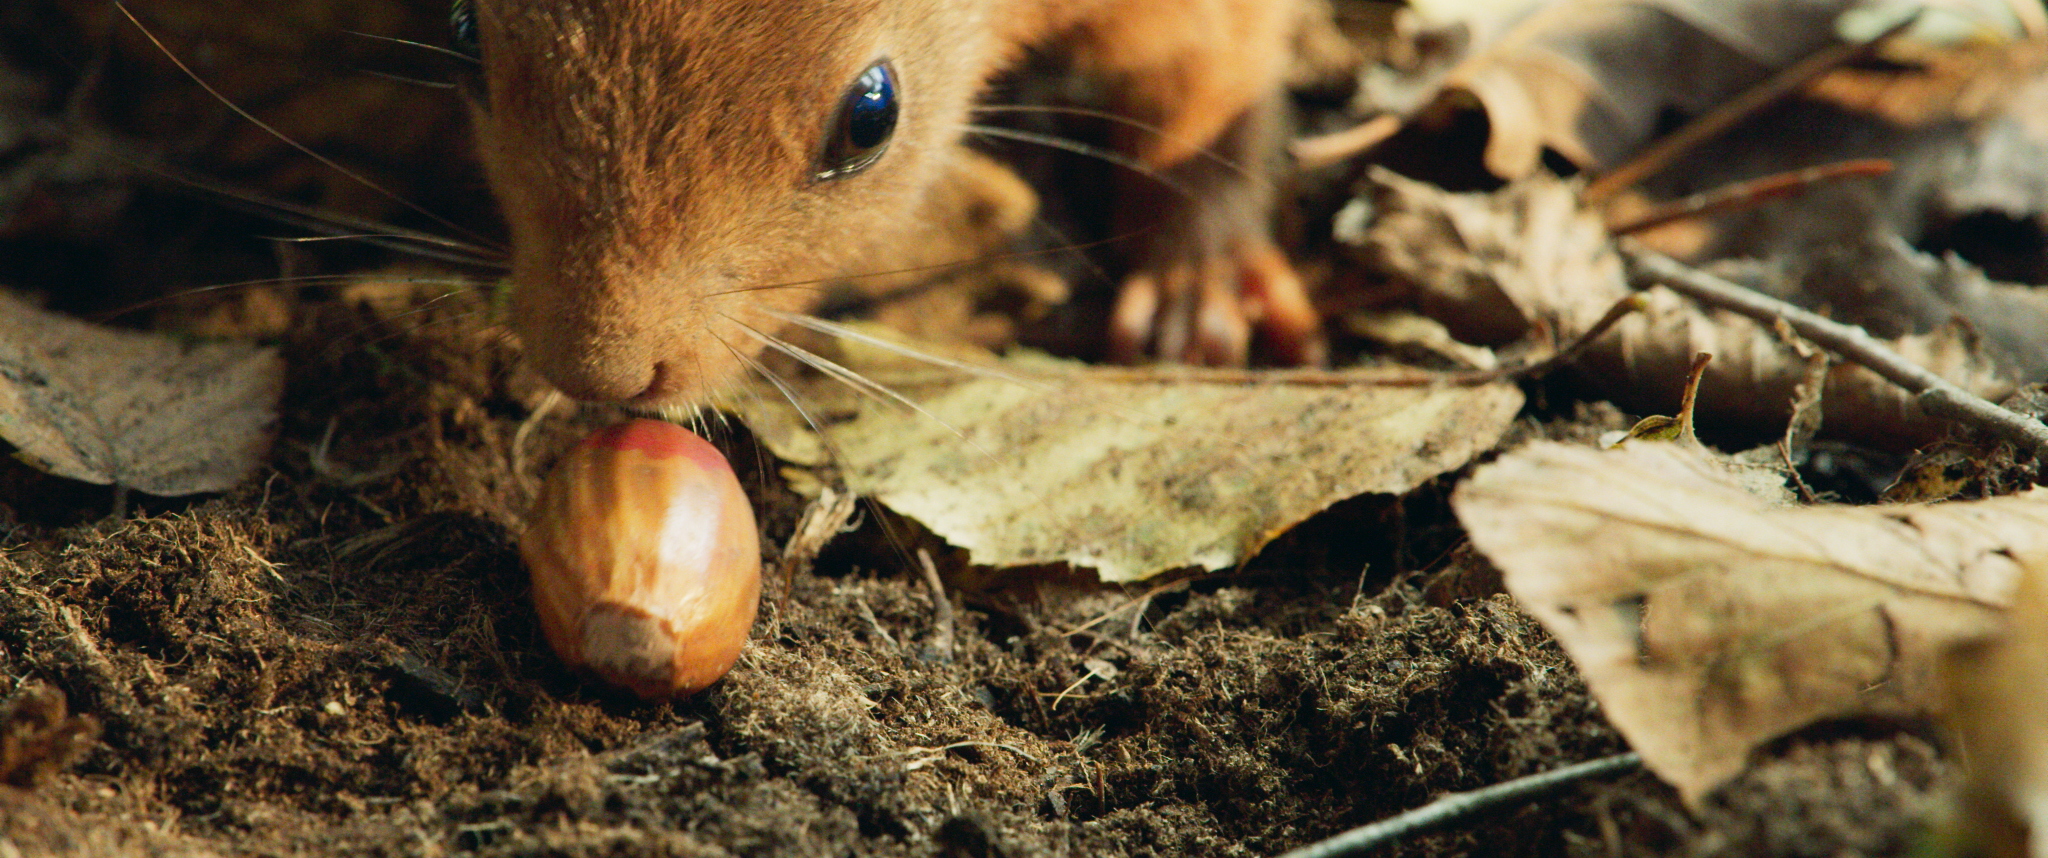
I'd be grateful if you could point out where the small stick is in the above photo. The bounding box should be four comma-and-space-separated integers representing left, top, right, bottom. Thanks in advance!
1625, 248, 2048, 456
1490, 294, 1646, 385
511, 390, 564, 496
1270, 752, 1643, 858
916, 549, 956, 663
853, 591, 899, 650
1290, 114, 1404, 172
1583, 14, 1917, 204
776, 486, 860, 609
1059, 577, 1194, 638
1675, 352, 1711, 446
1605, 159, 1895, 235
1778, 439, 1821, 504
1053, 293, 1643, 391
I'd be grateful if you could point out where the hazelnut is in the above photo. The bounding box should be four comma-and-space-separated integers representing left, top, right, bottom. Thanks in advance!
520, 420, 761, 698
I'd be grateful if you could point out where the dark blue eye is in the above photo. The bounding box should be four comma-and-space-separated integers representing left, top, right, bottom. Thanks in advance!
818, 61, 897, 180
450, 0, 480, 59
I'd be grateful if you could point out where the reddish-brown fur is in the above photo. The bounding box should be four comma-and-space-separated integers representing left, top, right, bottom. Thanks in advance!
468, 0, 1307, 405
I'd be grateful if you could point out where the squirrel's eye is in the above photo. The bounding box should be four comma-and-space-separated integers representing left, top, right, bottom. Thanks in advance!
817, 61, 897, 180
450, 0, 480, 59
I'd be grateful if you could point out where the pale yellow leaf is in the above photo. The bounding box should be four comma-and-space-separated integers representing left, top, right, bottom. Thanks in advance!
737, 347, 1522, 583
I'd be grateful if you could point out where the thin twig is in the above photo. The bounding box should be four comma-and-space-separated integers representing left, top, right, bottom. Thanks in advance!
1055, 292, 1644, 390
1605, 159, 1894, 235
1625, 247, 2048, 456
511, 390, 564, 497
917, 549, 956, 664
1675, 352, 1711, 445
1290, 113, 1404, 171
1583, 13, 1918, 204
1058, 578, 1193, 638
1491, 294, 1646, 384
893, 741, 1043, 765
1271, 752, 1643, 858
775, 486, 860, 610
1777, 440, 1820, 504
852, 591, 899, 649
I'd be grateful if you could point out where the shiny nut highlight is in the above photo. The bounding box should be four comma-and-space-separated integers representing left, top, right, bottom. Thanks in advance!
520, 419, 761, 698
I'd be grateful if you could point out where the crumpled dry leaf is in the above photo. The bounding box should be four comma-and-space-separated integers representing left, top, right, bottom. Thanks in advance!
1454, 441, 2039, 801
735, 343, 1522, 583
1344, 166, 1622, 346
1382, 0, 2043, 180
1944, 552, 2048, 858
1412, 0, 1866, 179
0, 291, 283, 496
1818, 1, 2048, 125
1345, 168, 2021, 449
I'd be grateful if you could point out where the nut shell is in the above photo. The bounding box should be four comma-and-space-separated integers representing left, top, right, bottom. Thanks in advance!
520, 420, 761, 698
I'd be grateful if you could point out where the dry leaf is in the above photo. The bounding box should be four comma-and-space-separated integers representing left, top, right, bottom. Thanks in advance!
1344, 166, 1623, 346
1818, 2, 2048, 125
1368, 0, 2043, 196
1414, 0, 1864, 179
1454, 441, 2038, 801
1347, 169, 2021, 449
0, 291, 283, 496
736, 345, 1521, 583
